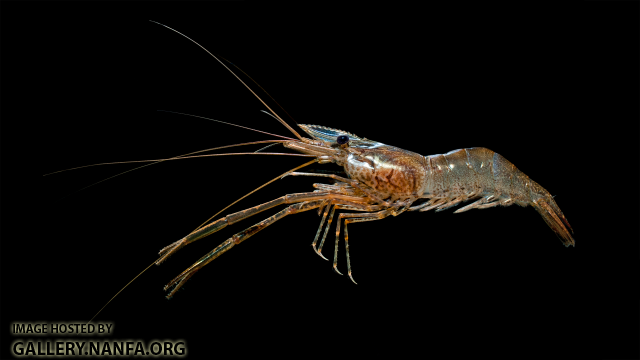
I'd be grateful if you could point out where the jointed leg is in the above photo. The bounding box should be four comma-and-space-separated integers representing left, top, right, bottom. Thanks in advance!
164, 200, 324, 299
313, 182, 358, 196
333, 210, 393, 283
453, 195, 497, 213
315, 203, 363, 259
287, 172, 393, 207
435, 197, 466, 212
316, 202, 338, 257
156, 190, 368, 265
312, 202, 333, 260
417, 198, 447, 212
314, 202, 384, 260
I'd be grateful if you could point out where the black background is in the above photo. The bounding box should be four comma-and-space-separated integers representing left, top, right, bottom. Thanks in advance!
2, 2, 638, 359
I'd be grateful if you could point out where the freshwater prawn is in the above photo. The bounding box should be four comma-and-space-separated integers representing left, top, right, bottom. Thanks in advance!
146, 22, 575, 299
78, 22, 574, 320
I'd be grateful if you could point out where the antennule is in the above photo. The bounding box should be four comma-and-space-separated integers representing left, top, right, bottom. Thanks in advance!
149, 21, 305, 141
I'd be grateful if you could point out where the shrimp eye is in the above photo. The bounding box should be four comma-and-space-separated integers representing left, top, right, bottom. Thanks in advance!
336, 135, 349, 145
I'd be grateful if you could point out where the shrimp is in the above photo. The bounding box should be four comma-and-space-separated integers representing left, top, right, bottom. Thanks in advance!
156, 127, 575, 297
142, 23, 575, 300
72, 23, 575, 323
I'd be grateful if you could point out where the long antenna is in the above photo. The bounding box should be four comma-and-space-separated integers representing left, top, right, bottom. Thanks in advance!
43, 140, 286, 176
149, 21, 305, 141
87, 158, 317, 324
218, 55, 299, 126
156, 110, 295, 140
45, 141, 290, 198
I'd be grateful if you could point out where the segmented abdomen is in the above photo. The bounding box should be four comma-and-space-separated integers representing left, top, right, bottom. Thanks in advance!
423, 147, 531, 205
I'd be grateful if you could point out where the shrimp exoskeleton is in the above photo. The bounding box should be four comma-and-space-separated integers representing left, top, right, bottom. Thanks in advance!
157, 123, 574, 298
87, 22, 574, 319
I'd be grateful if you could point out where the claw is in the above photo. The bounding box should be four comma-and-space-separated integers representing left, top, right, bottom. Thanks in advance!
313, 244, 329, 260
164, 272, 194, 299
156, 238, 186, 265
317, 200, 327, 216
348, 271, 357, 284
332, 264, 343, 275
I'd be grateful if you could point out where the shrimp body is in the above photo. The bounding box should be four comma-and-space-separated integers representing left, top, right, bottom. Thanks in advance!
288, 125, 575, 247
153, 113, 575, 299
139, 22, 574, 300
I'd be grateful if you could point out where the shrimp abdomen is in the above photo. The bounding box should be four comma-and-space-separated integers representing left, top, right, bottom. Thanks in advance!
491, 151, 574, 246
428, 147, 575, 246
